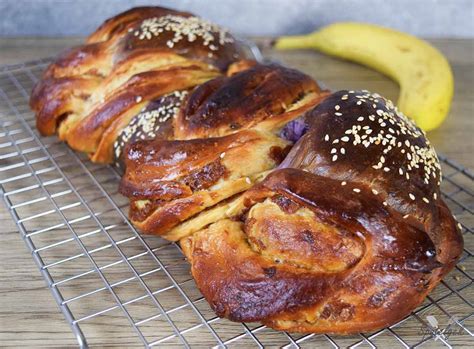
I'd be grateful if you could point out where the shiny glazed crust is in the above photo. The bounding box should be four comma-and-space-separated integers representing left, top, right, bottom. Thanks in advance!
118, 63, 328, 239
30, 6, 245, 163
174, 63, 328, 139
181, 169, 461, 333
179, 91, 463, 333
120, 129, 290, 240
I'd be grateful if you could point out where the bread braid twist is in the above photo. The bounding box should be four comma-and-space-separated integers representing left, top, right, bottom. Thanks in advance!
30, 6, 245, 163
179, 90, 463, 333
31, 6, 463, 335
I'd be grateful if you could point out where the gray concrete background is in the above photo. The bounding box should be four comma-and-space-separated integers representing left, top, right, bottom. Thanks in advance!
0, 0, 473, 37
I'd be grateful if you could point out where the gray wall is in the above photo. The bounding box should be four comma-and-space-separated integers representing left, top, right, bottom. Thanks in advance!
0, 0, 473, 37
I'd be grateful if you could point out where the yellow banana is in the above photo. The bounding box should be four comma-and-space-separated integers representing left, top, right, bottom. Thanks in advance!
275, 22, 454, 131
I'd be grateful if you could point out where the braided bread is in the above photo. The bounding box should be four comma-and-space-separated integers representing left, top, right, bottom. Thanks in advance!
32, 6, 463, 335
119, 63, 329, 240
30, 6, 246, 163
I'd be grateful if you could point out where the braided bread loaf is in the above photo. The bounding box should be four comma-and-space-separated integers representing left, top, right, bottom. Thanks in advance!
32, 6, 463, 335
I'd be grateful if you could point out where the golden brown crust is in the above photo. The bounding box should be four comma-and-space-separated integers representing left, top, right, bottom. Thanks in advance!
86, 7, 187, 44
31, 76, 101, 135
30, 6, 245, 163
117, 62, 328, 237
119, 129, 290, 237
179, 90, 463, 334
181, 168, 462, 333
280, 90, 444, 235
115, 14, 244, 72
175, 63, 330, 139
73, 64, 220, 163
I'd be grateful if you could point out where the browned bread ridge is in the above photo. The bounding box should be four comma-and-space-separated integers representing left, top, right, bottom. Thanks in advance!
30, 6, 246, 163
119, 63, 329, 240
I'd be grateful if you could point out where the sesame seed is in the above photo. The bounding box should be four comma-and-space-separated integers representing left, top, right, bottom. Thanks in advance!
114, 90, 188, 162
353, 188, 361, 193
341, 181, 347, 186
409, 193, 415, 200
383, 201, 388, 206
324, 134, 329, 141
433, 193, 438, 200
403, 214, 409, 219
245, 177, 252, 184
372, 189, 379, 195
332, 155, 338, 161
422, 197, 430, 203
357, 101, 362, 105
319, 91, 441, 199
134, 14, 234, 49
135, 96, 143, 103
335, 112, 342, 116
220, 152, 225, 158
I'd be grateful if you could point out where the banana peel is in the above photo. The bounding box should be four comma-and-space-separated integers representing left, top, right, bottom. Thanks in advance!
275, 22, 454, 131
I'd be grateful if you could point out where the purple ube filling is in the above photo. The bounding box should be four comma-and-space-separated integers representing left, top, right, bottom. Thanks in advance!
280, 116, 309, 143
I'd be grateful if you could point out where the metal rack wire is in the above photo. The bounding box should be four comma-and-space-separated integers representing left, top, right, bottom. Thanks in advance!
0, 54, 472, 348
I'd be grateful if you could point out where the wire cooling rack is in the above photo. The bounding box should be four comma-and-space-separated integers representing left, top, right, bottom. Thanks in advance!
0, 56, 473, 348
